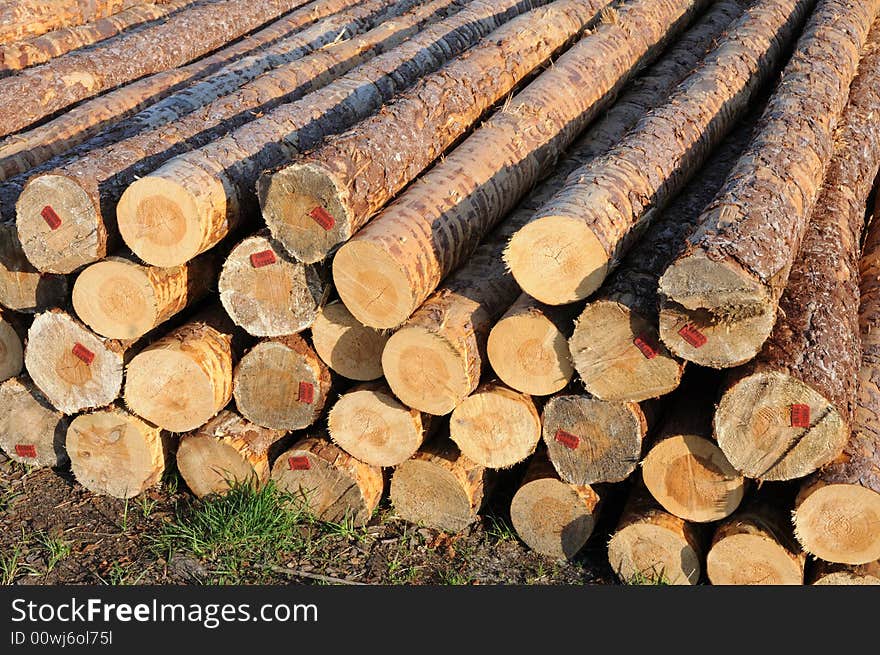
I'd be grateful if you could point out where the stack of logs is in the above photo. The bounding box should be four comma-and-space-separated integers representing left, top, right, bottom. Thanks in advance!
1, 0, 879, 585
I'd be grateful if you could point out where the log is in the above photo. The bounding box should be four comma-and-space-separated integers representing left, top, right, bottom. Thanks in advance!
658, 0, 880, 368
810, 560, 880, 585
232, 334, 331, 431
706, 498, 805, 585
115, 0, 548, 267
335, 0, 708, 328
270, 436, 383, 526
0, 0, 316, 137
506, 0, 812, 306
0, 0, 150, 43
260, 0, 608, 263
712, 21, 880, 482
0, 0, 197, 72
328, 382, 431, 467
607, 487, 702, 585
509, 450, 600, 559
449, 382, 541, 469
15, 0, 417, 274
67, 405, 166, 498
123, 310, 237, 432
541, 392, 653, 485
390, 438, 492, 532
0, 309, 25, 382
571, 114, 756, 402
0, 376, 69, 468
218, 231, 327, 337
177, 410, 286, 498
0, 223, 67, 312
310, 300, 388, 381
25, 309, 132, 414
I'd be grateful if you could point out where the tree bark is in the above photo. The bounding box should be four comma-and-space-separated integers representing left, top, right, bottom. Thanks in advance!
310, 300, 388, 381
0, 375, 69, 468
0, 223, 67, 312
0, 0, 151, 44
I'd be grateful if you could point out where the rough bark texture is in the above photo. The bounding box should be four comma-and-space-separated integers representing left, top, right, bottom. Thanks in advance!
0, 375, 69, 468
116, 0, 548, 267
334, 0, 708, 329
0, 0, 152, 43
714, 23, 880, 482
310, 300, 388, 381
0, 223, 68, 312
0, 0, 316, 137
260, 0, 608, 263
271, 436, 384, 526
0, 308, 25, 382
507, 0, 812, 306
659, 0, 880, 368
0, 0, 197, 72
177, 409, 286, 498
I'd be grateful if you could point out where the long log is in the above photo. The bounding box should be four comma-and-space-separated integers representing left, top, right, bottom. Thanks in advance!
115, 0, 550, 268
271, 436, 383, 526
0, 376, 69, 468
260, 0, 609, 263
334, 0, 708, 329
310, 300, 388, 381
658, 0, 880, 368
506, 0, 812, 307
0, 223, 67, 312
177, 410, 287, 498
67, 405, 167, 498
0, 309, 25, 382
713, 21, 880, 482
0, 0, 151, 44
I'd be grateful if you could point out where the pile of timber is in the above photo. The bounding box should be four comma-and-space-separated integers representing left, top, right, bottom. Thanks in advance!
2, 0, 880, 586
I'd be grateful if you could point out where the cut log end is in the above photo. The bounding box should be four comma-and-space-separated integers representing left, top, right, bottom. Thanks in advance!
506, 216, 608, 305
311, 301, 388, 381
813, 571, 880, 585
0, 316, 24, 382
571, 300, 684, 402
16, 174, 100, 274
0, 377, 69, 468
715, 370, 849, 481
72, 259, 158, 340
642, 434, 745, 523
391, 458, 477, 533
0, 225, 69, 313
382, 325, 470, 416
707, 533, 803, 586
795, 483, 880, 565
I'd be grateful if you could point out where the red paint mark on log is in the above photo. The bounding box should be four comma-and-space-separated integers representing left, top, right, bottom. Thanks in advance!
678, 324, 707, 348
41, 206, 62, 230
250, 249, 277, 268
14, 444, 37, 459
298, 381, 314, 404
308, 206, 335, 230
72, 343, 95, 365
288, 456, 311, 471
633, 334, 658, 359
554, 430, 579, 450
790, 404, 810, 428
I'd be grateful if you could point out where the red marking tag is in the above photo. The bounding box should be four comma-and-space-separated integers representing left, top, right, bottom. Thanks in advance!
790, 404, 810, 428
678, 324, 707, 348
72, 343, 95, 365
14, 444, 36, 459
554, 429, 580, 450
288, 456, 311, 471
308, 206, 335, 231
41, 205, 62, 230
633, 334, 658, 360
250, 249, 277, 268
298, 381, 314, 404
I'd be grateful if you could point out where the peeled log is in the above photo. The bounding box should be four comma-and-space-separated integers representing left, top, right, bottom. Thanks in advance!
390, 438, 492, 532
124, 311, 237, 432
177, 410, 286, 498
541, 393, 652, 485
658, 0, 880, 368
310, 300, 388, 381
328, 382, 431, 467
72, 253, 218, 340
67, 405, 166, 498
0, 0, 151, 43
607, 487, 702, 585
810, 560, 880, 585
233, 334, 331, 431
260, 0, 608, 263
0, 223, 67, 313
271, 436, 383, 526
335, 0, 707, 328
449, 382, 541, 469
0, 309, 25, 382
0, 376, 69, 468
509, 450, 600, 559
219, 232, 327, 337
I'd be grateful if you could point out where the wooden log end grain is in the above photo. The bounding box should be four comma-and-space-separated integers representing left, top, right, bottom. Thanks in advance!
233, 334, 331, 431
177, 410, 285, 498
570, 298, 684, 402
0, 223, 68, 313
270, 436, 383, 527
327, 383, 428, 467
810, 560, 880, 585
509, 452, 600, 559
0, 376, 69, 468
449, 382, 541, 469
310, 300, 388, 381
714, 370, 849, 481
0, 310, 24, 381
67, 406, 166, 499
219, 233, 328, 337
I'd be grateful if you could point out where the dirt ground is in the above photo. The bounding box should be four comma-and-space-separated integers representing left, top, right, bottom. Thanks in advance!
0, 452, 619, 585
